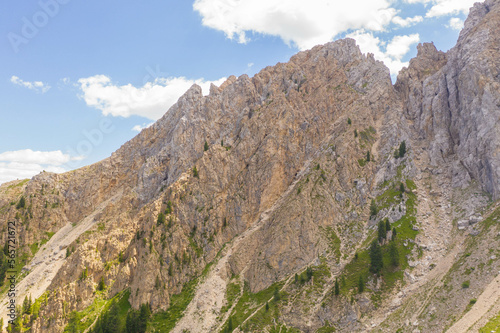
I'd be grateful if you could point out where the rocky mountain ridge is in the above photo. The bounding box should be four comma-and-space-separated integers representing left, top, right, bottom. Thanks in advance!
0, 0, 499, 332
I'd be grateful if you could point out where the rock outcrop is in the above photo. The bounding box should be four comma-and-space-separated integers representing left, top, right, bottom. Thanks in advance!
395, 0, 500, 198
0, 1, 500, 332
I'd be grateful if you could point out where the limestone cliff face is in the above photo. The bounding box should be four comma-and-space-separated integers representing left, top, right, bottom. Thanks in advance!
395, 0, 500, 198
1, 37, 397, 332
1, 1, 500, 332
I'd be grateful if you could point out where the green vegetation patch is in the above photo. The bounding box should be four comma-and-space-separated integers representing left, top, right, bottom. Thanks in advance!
376, 186, 402, 211
221, 280, 241, 314
481, 206, 500, 232
317, 323, 337, 332
269, 324, 301, 333
358, 127, 377, 144
405, 179, 417, 191
341, 184, 418, 294
320, 227, 341, 261
149, 275, 200, 332
30, 242, 40, 255
480, 310, 500, 332
37, 232, 56, 248
187, 236, 203, 257
64, 289, 130, 332
0, 252, 29, 296
6, 179, 29, 190
222, 280, 286, 332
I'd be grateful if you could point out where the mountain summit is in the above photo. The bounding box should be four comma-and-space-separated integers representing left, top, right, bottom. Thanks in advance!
1, 0, 499, 332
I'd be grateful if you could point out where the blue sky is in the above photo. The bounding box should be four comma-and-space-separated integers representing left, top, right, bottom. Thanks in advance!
0, 0, 474, 184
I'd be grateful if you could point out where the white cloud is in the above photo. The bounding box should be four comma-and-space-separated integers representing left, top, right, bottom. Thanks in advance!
447, 17, 464, 30
401, 0, 474, 18
78, 75, 226, 120
132, 122, 154, 132
0, 149, 77, 165
426, 0, 476, 17
386, 34, 420, 59
0, 149, 82, 185
10, 76, 51, 93
193, 0, 397, 50
403, 0, 431, 3
347, 30, 420, 76
0, 162, 66, 185
392, 15, 423, 27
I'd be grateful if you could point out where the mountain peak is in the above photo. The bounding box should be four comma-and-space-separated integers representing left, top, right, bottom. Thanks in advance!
2, 1, 500, 332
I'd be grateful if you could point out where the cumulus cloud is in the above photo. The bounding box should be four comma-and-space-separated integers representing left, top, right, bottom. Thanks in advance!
347, 31, 420, 76
0, 149, 76, 165
10, 76, 51, 93
447, 17, 464, 30
78, 75, 226, 120
0, 149, 82, 185
426, 0, 476, 17
386, 34, 421, 59
390, 0, 475, 19
403, 0, 431, 3
132, 122, 154, 132
0, 162, 66, 185
193, 0, 397, 50
392, 15, 423, 27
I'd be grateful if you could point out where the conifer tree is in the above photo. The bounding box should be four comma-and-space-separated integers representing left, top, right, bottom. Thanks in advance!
358, 276, 364, 293
369, 240, 383, 274
137, 303, 151, 333
389, 241, 400, 267
22, 295, 32, 315
157, 212, 165, 226
378, 220, 386, 241
306, 267, 313, 281
273, 287, 280, 302
126, 309, 138, 333
106, 302, 120, 333
0, 252, 8, 286
97, 276, 106, 291
16, 196, 25, 209
370, 199, 378, 217
399, 140, 406, 158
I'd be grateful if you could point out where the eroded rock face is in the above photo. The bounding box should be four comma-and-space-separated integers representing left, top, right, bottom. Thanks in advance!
1, 38, 398, 332
1, 1, 500, 332
395, 0, 500, 198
